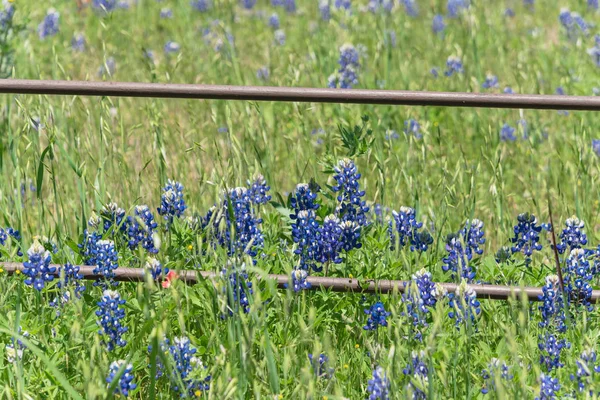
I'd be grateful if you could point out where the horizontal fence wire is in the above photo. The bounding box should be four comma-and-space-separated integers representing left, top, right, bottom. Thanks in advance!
3, 263, 599, 302
0, 79, 600, 110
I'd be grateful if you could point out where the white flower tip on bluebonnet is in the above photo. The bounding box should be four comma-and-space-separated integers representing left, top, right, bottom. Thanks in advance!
231, 187, 247, 196
433, 283, 447, 299
102, 289, 119, 299
27, 239, 48, 258
399, 206, 415, 215
456, 279, 476, 298
565, 216, 584, 228
88, 212, 101, 228
340, 43, 356, 53
173, 336, 190, 347
145, 257, 161, 270
467, 218, 484, 229
324, 214, 340, 224
569, 248, 585, 258
291, 268, 307, 281
340, 220, 359, 231
545, 274, 560, 285
296, 183, 309, 191
102, 202, 124, 215
135, 205, 149, 214
5, 344, 22, 363
97, 239, 114, 247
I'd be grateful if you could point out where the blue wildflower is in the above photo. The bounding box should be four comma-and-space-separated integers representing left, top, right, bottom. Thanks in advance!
256, 66, 269, 80
53, 262, 85, 303
0, 1, 14, 29
22, 240, 55, 291
241, 0, 256, 9
247, 174, 271, 205
158, 180, 187, 224
448, 281, 481, 329
460, 219, 485, 259
402, 269, 445, 340
319, 1, 331, 20
167, 337, 211, 396
98, 57, 117, 77
404, 119, 422, 139
38, 9, 60, 39
367, 366, 390, 400
504, 86, 514, 94
93, 0, 118, 12
339, 220, 361, 252
291, 183, 320, 219
363, 301, 391, 331
588, 36, 600, 67
538, 275, 566, 333
389, 207, 430, 252
71, 34, 86, 52
333, 158, 369, 227
430, 68, 439, 78
447, 0, 469, 18
106, 360, 136, 397
504, 8, 515, 17
308, 353, 333, 379
328, 44, 360, 89
500, 123, 516, 141
368, 0, 393, 13
292, 210, 320, 271
96, 290, 128, 351
481, 358, 512, 395
127, 205, 159, 254
444, 56, 463, 76
571, 349, 600, 395
401, 0, 418, 16
536, 374, 560, 400
315, 214, 343, 266
442, 234, 475, 282
80, 229, 102, 266
564, 248, 593, 310
556, 216, 587, 254
482, 74, 499, 89
538, 333, 570, 372
92, 239, 119, 287
593, 139, 600, 156
402, 350, 429, 399
190, 0, 210, 12
269, 13, 280, 29
274, 29, 286, 45
432, 15, 445, 35
510, 213, 548, 260
160, 7, 173, 18
164, 41, 180, 54
222, 264, 253, 314
145, 257, 167, 280
335, 0, 351, 9
590, 0, 599, 9
283, 0, 296, 13
290, 268, 311, 292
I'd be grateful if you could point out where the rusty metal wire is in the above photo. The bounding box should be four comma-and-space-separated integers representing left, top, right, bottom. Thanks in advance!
0, 79, 599, 110
3, 263, 600, 302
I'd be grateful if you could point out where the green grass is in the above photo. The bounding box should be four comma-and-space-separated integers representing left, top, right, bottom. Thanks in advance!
1, 0, 600, 398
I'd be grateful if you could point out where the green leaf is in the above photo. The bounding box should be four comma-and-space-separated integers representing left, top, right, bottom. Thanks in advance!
36, 145, 51, 200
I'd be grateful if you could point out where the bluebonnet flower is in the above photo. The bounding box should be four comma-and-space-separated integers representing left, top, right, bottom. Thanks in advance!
571, 349, 600, 395
482, 74, 499, 89
274, 29, 286, 45
5, 328, 29, 363
504, 8, 515, 17
92, 239, 119, 287
158, 180, 187, 224
560, 9, 588, 40
448, 281, 481, 328
593, 139, 600, 156
0, 227, 22, 256
55, 262, 85, 299
290, 183, 319, 219
442, 234, 475, 282
80, 230, 102, 266
389, 207, 422, 251
319, 1, 331, 20
23, 240, 55, 291
106, 360, 136, 397
71, 34, 86, 52
160, 7, 173, 18
536, 374, 560, 400
368, 0, 394, 13
444, 56, 463, 77
556, 216, 587, 254
283, 0, 296, 13
0, 0, 14, 29
510, 213, 548, 260
385, 30, 397, 48
430, 68, 439, 78
339, 220, 361, 252
145, 257, 167, 280
96, 290, 128, 351
367, 366, 390, 399
256, 67, 269, 80
564, 248, 593, 310
335, 0, 351, 10
500, 123, 516, 141
272, 0, 284, 5
447, 0, 469, 18
504, 86, 514, 94
460, 219, 485, 259
432, 15, 445, 35
538, 275, 566, 333
167, 337, 211, 396
363, 301, 391, 330
292, 210, 320, 270
404, 119, 422, 139
268, 13, 280, 29
164, 41, 180, 54
147, 337, 169, 379
117, 1, 130, 9
38, 9, 59, 39
587, 35, 600, 67
315, 214, 343, 266
93, 0, 118, 12
98, 57, 117, 77
222, 264, 253, 314
290, 268, 311, 292
217, 126, 228, 133
538, 333, 570, 372
127, 205, 159, 254
372, 203, 387, 224
401, 0, 418, 16
241, 0, 256, 9
328, 44, 360, 89
333, 158, 369, 227
402, 350, 429, 399
590, 0, 599, 10
481, 358, 512, 394
190, 0, 211, 12
402, 269, 445, 340
308, 353, 333, 378
247, 174, 271, 205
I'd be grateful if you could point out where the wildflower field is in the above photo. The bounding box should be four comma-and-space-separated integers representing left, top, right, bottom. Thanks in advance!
3, 0, 600, 398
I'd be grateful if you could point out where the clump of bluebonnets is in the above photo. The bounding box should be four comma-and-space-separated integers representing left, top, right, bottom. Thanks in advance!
127, 205, 159, 254
448, 280, 480, 329
536, 373, 560, 400
50, 263, 85, 314
38, 9, 60, 39
162, 336, 211, 396
444, 56, 463, 76
308, 353, 334, 379
100, 202, 127, 233
106, 360, 136, 397
96, 290, 128, 351
144, 257, 167, 280
482, 74, 499, 89
447, 0, 469, 17
247, 174, 272, 205
538, 333, 570, 372
92, 239, 119, 287
333, 158, 368, 236
510, 212, 549, 263
367, 366, 390, 400
555, 216, 587, 254
291, 210, 320, 272
402, 350, 429, 399
559, 8, 588, 40
401, 268, 446, 340
563, 248, 593, 311
22, 239, 55, 291
571, 349, 600, 395
538, 275, 566, 333
191, 0, 211, 12
480, 358, 512, 394
389, 207, 433, 252
328, 44, 360, 89
157, 180, 187, 225
363, 301, 391, 331
222, 263, 253, 314
432, 14, 445, 35
442, 233, 476, 282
